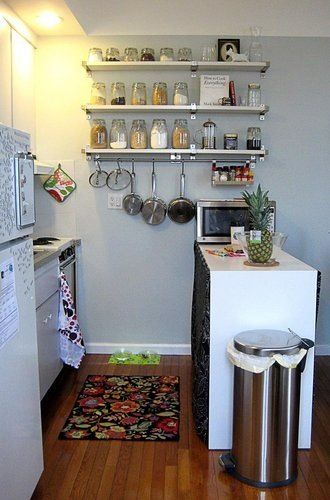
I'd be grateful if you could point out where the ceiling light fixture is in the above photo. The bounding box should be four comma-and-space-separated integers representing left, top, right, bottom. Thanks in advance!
36, 12, 63, 29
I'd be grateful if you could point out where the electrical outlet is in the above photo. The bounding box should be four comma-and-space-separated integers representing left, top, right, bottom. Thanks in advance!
108, 193, 123, 209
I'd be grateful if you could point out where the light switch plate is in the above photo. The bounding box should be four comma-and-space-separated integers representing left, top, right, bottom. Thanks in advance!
108, 193, 123, 209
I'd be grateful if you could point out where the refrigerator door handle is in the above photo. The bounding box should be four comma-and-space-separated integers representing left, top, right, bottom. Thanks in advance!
14, 152, 36, 229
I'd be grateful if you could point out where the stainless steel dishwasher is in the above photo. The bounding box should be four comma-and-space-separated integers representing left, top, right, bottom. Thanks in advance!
59, 245, 77, 306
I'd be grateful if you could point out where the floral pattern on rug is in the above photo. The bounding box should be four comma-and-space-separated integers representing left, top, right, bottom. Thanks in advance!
59, 375, 180, 441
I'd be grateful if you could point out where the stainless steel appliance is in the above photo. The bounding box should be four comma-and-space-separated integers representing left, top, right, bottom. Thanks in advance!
0, 124, 43, 499
196, 199, 276, 243
220, 329, 314, 488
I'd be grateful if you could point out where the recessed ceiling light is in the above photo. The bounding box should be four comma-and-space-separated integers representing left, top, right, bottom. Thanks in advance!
36, 12, 63, 28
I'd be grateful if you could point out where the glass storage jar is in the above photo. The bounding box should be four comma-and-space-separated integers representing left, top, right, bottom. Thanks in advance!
150, 119, 168, 149
124, 47, 139, 61
90, 119, 108, 149
248, 83, 261, 107
105, 47, 120, 61
178, 47, 192, 61
140, 48, 155, 61
172, 119, 190, 149
130, 119, 148, 149
247, 127, 262, 150
173, 82, 189, 105
90, 82, 106, 105
160, 48, 174, 61
131, 83, 147, 105
152, 82, 168, 105
111, 82, 126, 105
88, 47, 103, 63
110, 119, 128, 149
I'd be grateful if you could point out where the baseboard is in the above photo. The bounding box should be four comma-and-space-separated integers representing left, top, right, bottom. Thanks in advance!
85, 342, 191, 356
315, 345, 330, 356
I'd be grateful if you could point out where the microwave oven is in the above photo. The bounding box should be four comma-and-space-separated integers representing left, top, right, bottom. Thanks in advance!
196, 199, 276, 244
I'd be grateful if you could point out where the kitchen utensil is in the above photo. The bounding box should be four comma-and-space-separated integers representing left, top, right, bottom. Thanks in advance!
123, 160, 143, 215
168, 162, 195, 224
106, 159, 131, 190
43, 164, 76, 202
141, 161, 167, 225
194, 118, 216, 149
89, 160, 108, 188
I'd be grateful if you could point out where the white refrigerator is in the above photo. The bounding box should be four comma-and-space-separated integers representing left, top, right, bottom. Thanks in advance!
0, 124, 43, 499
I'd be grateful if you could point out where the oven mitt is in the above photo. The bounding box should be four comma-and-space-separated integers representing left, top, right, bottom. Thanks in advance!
43, 164, 76, 202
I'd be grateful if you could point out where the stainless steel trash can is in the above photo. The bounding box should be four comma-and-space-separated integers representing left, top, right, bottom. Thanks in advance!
220, 329, 314, 488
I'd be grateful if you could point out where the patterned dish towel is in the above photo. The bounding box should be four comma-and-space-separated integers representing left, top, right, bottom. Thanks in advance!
58, 271, 85, 368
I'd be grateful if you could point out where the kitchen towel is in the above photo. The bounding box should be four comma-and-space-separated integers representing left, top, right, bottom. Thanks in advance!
58, 271, 85, 368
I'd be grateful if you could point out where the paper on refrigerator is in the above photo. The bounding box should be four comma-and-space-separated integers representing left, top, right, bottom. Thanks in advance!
0, 257, 19, 349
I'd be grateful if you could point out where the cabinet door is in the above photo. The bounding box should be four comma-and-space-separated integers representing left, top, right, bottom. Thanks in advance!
11, 30, 35, 150
36, 291, 63, 399
0, 19, 12, 126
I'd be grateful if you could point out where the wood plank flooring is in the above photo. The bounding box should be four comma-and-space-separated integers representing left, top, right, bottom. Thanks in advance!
32, 355, 330, 499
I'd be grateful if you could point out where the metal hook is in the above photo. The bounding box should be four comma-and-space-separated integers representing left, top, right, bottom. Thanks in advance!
131, 158, 135, 174
152, 158, 155, 174
116, 158, 122, 172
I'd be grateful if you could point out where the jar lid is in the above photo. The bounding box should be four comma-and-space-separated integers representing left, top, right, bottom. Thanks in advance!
248, 83, 260, 89
142, 48, 154, 52
203, 118, 216, 127
89, 47, 102, 51
234, 329, 302, 357
153, 82, 167, 86
224, 133, 238, 138
160, 47, 174, 51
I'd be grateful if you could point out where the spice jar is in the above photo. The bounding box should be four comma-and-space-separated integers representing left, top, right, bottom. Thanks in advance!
130, 119, 148, 149
88, 47, 103, 63
178, 48, 192, 61
105, 48, 120, 61
110, 119, 127, 149
160, 48, 174, 61
131, 83, 147, 105
247, 127, 262, 150
90, 119, 107, 149
229, 167, 236, 181
152, 82, 168, 105
111, 82, 126, 105
90, 82, 106, 105
224, 133, 238, 150
172, 119, 190, 149
248, 83, 261, 107
151, 119, 168, 149
124, 47, 139, 61
173, 82, 189, 105
140, 48, 155, 61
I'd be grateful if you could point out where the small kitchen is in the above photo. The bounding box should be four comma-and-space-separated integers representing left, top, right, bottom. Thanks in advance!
0, 1, 329, 499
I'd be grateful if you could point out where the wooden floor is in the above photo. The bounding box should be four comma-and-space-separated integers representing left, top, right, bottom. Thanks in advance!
32, 355, 330, 500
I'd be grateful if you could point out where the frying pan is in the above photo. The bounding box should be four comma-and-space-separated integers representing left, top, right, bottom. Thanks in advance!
141, 161, 167, 225
168, 162, 195, 224
123, 160, 143, 215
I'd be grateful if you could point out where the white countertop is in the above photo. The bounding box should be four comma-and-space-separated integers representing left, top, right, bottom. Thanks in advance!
199, 245, 316, 273
33, 237, 81, 270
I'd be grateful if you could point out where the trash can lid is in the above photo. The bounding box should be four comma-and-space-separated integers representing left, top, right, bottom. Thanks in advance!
234, 329, 302, 357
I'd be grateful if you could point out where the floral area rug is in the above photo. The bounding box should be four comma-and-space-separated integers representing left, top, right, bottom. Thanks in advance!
59, 375, 180, 441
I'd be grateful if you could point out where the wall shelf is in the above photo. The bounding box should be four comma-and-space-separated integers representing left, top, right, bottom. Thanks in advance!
212, 180, 254, 187
82, 60, 270, 76
82, 104, 269, 119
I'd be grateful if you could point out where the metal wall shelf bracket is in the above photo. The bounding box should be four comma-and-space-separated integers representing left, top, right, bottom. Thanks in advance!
190, 61, 198, 77
190, 103, 197, 119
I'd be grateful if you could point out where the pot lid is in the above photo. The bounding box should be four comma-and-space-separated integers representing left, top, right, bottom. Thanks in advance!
234, 329, 302, 357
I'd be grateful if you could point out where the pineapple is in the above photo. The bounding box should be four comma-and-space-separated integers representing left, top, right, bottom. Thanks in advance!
242, 184, 273, 263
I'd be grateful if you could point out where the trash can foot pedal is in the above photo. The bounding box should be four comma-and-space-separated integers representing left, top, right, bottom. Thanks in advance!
218, 453, 236, 472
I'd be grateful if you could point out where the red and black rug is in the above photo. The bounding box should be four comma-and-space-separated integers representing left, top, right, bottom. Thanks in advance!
59, 375, 180, 441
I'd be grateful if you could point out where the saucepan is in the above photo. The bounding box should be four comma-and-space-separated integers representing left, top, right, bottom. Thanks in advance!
168, 161, 195, 224
123, 159, 143, 215
141, 161, 167, 225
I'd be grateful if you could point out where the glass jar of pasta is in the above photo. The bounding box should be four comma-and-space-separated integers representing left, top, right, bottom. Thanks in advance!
130, 120, 148, 149
172, 119, 190, 149
90, 119, 108, 149
152, 82, 168, 105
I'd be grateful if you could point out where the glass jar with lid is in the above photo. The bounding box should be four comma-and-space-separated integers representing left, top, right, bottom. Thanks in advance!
151, 119, 168, 149
110, 119, 128, 149
110, 82, 126, 105
247, 127, 262, 150
172, 119, 190, 149
124, 47, 139, 61
173, 82, 189, 105
130, 119, 148, 149
160, 48, 174, 61
248, 83, 261, 107
152, 82, 168, 105
88, 47, 103, 63
90, 82, 106, 105
90, 119, 108, 149
140, 48, 155, 61
105, 47, 120, 61
131, 83, 147, 105
178, 47, 192, 61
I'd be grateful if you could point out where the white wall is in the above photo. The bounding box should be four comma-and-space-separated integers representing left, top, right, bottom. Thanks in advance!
34, 35, 330, 352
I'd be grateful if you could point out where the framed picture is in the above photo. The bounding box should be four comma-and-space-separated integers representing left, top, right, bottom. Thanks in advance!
218, 39, 240, 61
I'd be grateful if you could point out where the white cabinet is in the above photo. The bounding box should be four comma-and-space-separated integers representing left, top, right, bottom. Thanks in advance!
0, 19, 12, 126
35, 259, 62, 400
